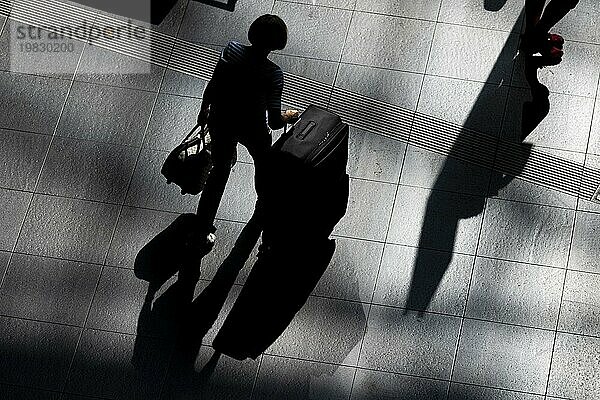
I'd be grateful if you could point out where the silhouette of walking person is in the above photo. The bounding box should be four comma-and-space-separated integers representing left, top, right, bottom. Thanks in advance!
194, 14, 299, 245
519, 0, 578, 140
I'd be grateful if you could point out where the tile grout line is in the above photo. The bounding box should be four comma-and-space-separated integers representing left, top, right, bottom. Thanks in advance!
575, 61, 600, 211
255, 351, 559, 399
542, 61, 600, 399
103, 1, 196, 398
332, 0, 370, 400
324, 0, 356, 109
4, 309, 600, 351
444, 9, 526, 399
349, 0, 445, 397
541, 210, 578, 398
21, 12, 106, 400
0, 163, 593, 215
6, 223, 598, 278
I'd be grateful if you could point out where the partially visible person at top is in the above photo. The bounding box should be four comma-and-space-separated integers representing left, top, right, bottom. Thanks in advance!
520, 0, 579, 63
195, 14, 299, 245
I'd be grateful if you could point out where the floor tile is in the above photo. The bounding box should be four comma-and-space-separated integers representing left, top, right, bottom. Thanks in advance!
267, 296, 366, 366
37, 137, 138, 203
478, 198, 575, 268
16, 194, 119, 264
314, 236, 383, 303
0, 251, 9, 281
453, 318, 554, 393
253, 355, 354, 400
387, 185, 485, 254
0, 129, 50, 191
199, 282, 243, 345
489, 147, 583, 209
0, 384, 61, 400
547, 332, 600, 399
57, 81, 156, 146
0, 71, 70, 135
551, 0, 600, 45
335, 62, 423, 110
448, 382, 544, 400
125, 148, 199, 213
95, 0, 188, 36
347, 127, 406, 184
75, 43, 165, 92
162, 345, 258, 400
65, 328, 171, 400
144, 93, 203, 151
439, 0, 524, 32
359, 306, 461, 379
502, 87, 594, 152
559, 270, 600, 337
578, 154, 600, 213
465, 257, 564, 329
160, 69, 207, 98
270, 53, 338, 87
273, 1, 352, 62
106, 206, 178, 268
0, 188, 32, 251
351, 367, 448, 400
0, 316, 81, 391
417, 74, 509, 137
589, 90, 600, 156
427, 24, 519, 84
343, 12, 435, 73
215, 162, 257, 223
332, 178, 396, 242
355, 0, 441, 20
0, 20, 85, 78
374, 244, 472, 315
400, 145, 492, 196
569, 211, 600, 273
512, 41, 600, 98
85, 266, 152, 335
178, 0, 273, 46
0, 254, 101, 326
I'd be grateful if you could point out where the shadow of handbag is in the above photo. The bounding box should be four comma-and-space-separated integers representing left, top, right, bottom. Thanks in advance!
161, 123, 213, 195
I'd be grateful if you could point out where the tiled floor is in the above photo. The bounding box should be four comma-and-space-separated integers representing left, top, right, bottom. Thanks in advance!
0, 0, 599, 399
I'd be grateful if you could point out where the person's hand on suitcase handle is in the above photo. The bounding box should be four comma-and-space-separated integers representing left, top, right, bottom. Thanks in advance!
282, 109, 300, 124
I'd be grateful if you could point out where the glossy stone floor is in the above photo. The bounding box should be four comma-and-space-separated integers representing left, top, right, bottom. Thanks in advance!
0, 0, 599, 399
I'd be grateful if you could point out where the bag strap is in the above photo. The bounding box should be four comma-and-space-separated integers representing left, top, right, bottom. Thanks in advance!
182, 123, 208, 147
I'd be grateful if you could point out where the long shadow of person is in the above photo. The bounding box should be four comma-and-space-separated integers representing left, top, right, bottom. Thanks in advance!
130, 212, 216, 386
405, 7, 535, 315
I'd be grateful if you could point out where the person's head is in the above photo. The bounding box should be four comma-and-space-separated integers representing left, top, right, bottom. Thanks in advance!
248, 14, 287, 53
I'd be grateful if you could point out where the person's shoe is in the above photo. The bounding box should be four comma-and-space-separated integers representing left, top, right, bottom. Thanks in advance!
548, 33, 564, 49
520, 32, 564, 58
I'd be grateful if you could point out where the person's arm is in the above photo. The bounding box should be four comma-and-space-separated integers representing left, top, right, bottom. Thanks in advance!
198, 78, 216, 126
266, 67, 298, 130
198, 45, 230, 125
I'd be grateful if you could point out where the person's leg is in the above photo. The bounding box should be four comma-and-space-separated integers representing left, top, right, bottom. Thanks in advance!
196, 134, 237, 231
524, 0, 547, 37
240, 133, 272, 224
536, 0, 579, 35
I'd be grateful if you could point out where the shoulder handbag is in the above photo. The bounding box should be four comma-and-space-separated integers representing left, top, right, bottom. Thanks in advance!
161, 123, 213, 195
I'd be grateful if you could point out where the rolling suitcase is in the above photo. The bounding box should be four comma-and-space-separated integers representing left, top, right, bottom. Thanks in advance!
212, 105, 350, 359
